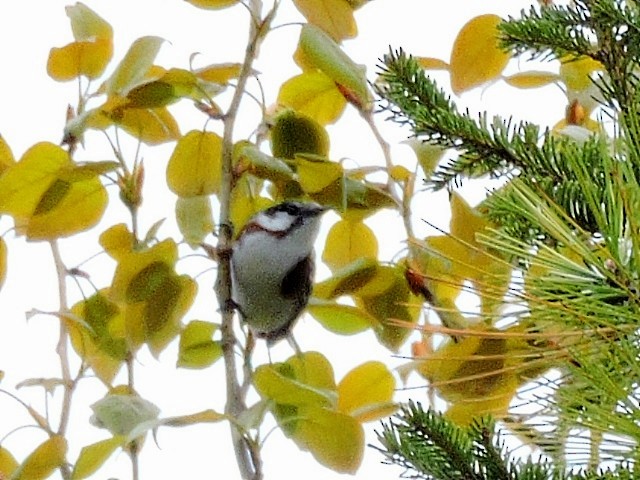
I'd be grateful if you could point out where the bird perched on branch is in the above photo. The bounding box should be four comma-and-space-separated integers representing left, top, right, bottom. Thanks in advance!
230, 201, 326, 345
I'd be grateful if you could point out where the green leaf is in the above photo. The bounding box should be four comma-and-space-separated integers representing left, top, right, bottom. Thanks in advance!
90, 395, 160, 436
270, 109, 330, 159
239, 145, 295, 183
66, 3, 113, 41
70, 437, 124, 480
177, 320, 223, 369
175, 195, 214, 248
299, 24, 371, 110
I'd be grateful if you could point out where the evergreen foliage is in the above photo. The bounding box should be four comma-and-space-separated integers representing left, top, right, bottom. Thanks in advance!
375, 0, 640, 478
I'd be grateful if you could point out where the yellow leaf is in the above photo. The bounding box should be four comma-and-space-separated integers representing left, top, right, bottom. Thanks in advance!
295, 154, 342, 194
67, 291, 127, 385
293, 406, 364, 473
322, 218, 377, 271
194, 62, 243, 84
416, 56, 450, 70
185, 0, 240, 9
0, 446, 18, 478
12, 436, 67, 480
559, 55, 603, 91
47, 40, 112, 82
313, 257, 379, 299
0, 142, 107, 240
66, 3, 113, 41
293, 0, 356, 41
177, 320, 222, 369
70, 437, 124, 480
450, 14, 510, 94
0, 136, 15, 176
278, 72, 347, 125
99, 224, 135, 260
163, 409, 227, 426
167, 130, 222, 196
402, 138, 446, 178
116, 106, 180, 145
254, 351, 336, 407
299, 24, 371, 110
337, 361, 396, 422
504, 71, 560, 89
307, 299, 375, 335
104, 36, 164, 95
356, 265, 421, 351
0, 237, 6, 291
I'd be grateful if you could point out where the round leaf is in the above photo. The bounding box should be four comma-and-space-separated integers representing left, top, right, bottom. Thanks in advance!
277, 72, 347, 125
175, 195, 214, 247
337, 361, 396, 422
322, 218, 377, 271
307, 299, 374, 335
449, 14, 511, 94
167, 130, 222, 196
177, 320, 223, 369
293, 0, 357, 41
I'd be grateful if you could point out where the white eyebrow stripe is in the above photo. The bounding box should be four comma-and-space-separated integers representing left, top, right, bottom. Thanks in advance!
258, 211, 295, 232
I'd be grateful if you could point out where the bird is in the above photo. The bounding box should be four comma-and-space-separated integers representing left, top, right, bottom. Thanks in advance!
230, 201, 326, 344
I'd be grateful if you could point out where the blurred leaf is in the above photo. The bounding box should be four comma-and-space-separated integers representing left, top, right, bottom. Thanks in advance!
356, 265, 421, 351
0, 135, 15, 175
416, 56, 450, 70
67, 291, 127, 385
295, 154, 341, 194
559, 55, 603, 91
277, 72, 347, 125
293, 406, 364, 473
185, 0, 239, 9
309, 176, 396, 214
90, 395, 160, 436
254, 351, 336, 407
307, 299, 375, 335
66, 2, 113, 41
270, 109, 330, 159
299, 24, 371, 110
194, 62, 243, 83
177, 320, 222, 369
47, 39, 112, 81
0, 237, 6, 291
0, 446, 18, 478
322, 217, 377, 271
402, 138, 446, 178
163, 409, 227, 426
504, 71, 560, 89
167, 130, 222, 196
114, 105, 181, 145
337, 361, 396, 422
293, 0, 356, 41
125, 69, 199, 108
176, 195, 214, 247
104, 36, 164, 94
449, 14, 510, 94
313, 257, 379, 299
11, 436, 67, 480
99, 223, 135, 260
0, 142, 107, 240
70, 437, 124, 480
238, 145, 295, 183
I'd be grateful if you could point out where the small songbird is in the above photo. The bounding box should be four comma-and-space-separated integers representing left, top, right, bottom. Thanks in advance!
230, 201, 326, 344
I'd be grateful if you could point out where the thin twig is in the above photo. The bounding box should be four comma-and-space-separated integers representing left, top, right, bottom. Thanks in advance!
216, 1, 270, 479
50, 240, 73, 480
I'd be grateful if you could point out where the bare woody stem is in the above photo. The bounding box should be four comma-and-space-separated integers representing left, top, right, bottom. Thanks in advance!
215, 1, 269, 479
50, 240, 73, 480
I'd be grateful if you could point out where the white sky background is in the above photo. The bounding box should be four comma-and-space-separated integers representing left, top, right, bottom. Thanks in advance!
0, 1, 568, 479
